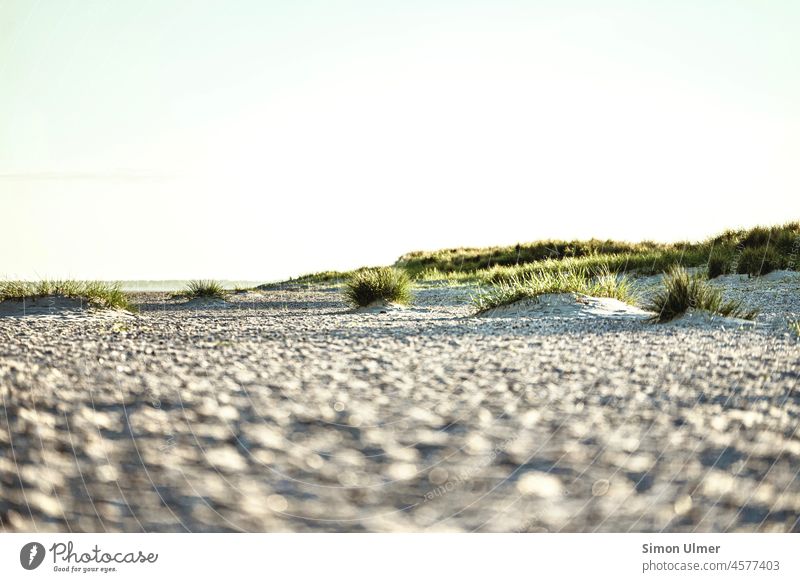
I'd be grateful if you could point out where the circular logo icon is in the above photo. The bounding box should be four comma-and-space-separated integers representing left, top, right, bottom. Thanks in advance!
20, 542, 46, 570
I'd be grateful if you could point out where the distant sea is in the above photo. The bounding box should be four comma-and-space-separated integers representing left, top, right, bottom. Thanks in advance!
114, 281, 268, 292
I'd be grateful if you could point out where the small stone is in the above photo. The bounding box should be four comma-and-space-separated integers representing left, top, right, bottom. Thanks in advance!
592, 479, 610, 497
205, 446, 247, 472
267, 494, 288, 512
674, 495, 693, 516
386, 463, 418, 480
517, 473, 562, 497
429, 467, 449, 485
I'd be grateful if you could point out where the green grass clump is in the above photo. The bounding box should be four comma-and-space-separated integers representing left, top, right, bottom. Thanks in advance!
344, 267, 412, 307
736, 246, 781, 276
472, 266, 634, 313
0, 280, 132, 311
790, 321, 800, 337
645, 266, 758, 323
182, 280, 227, 299
707, 252, 731, 279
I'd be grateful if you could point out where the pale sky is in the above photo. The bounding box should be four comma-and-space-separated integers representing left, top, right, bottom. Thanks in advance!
2, 0, 799, 281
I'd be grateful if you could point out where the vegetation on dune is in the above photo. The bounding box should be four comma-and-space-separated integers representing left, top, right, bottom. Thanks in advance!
398, 238, 670, 278
0, 280, 133, 311
180, 280, 227, 299
260, 270, 354, 288
344, 267, 412, 307
645, 266, 758, 323
268, 222, 799, 290
481, 249, 700, 285
472, 266, 634, 313
412, 267, 480, 283
706, 252, 731, 279
790, 320, 800, 337
711, 223, 799, 253
398, 222, 800, 282
736, 246, 781, 277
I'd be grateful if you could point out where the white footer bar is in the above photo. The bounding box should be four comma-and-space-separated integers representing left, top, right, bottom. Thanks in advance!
1, 533, 796, 581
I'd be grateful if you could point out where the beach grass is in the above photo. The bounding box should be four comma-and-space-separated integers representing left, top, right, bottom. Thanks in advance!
259, 270, 354, 288
645, 266, 758, 323
736, 246, 781, 276
790, 320, 800, 337
472, 266, 634, 313
0, 280, 133, 311
344, 267, 412, 307
706, 252, 731, 279
265, 222, 799, 293
180, 280, 227, 299
397, 222, 800, 283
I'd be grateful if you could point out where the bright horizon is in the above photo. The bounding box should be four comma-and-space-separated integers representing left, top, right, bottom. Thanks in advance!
2, 1, 799, 281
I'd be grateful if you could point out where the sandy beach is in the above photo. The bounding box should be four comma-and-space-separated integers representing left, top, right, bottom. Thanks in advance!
5, 3, 800, 577
1, 273, 798, 533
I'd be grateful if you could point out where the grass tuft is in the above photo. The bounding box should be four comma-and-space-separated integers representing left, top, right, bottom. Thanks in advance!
0, 280, 133, 311
181, 280, 227, 299
736, 246, 781, 277
789, 321, 800, 337
472, 266, 634, 313
707, 252, 730, 279
645, 266, 758, 323
344, 267, 412, 307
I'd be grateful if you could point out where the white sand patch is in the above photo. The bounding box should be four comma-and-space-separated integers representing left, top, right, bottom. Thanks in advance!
414, 284, 477, 307
351, 300, 407, 314
760, 270, 800, 282
231, 289, 262, 297
632, 274, 664, 288
0, 296, 86, 316
179, 297, 233, 309
710, 274, 748, 284
0, 296, 132, 319
479, 293, 651, 320
634, 267, 704, 285
665, 308, 756, 329
517, 472, 563, 497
